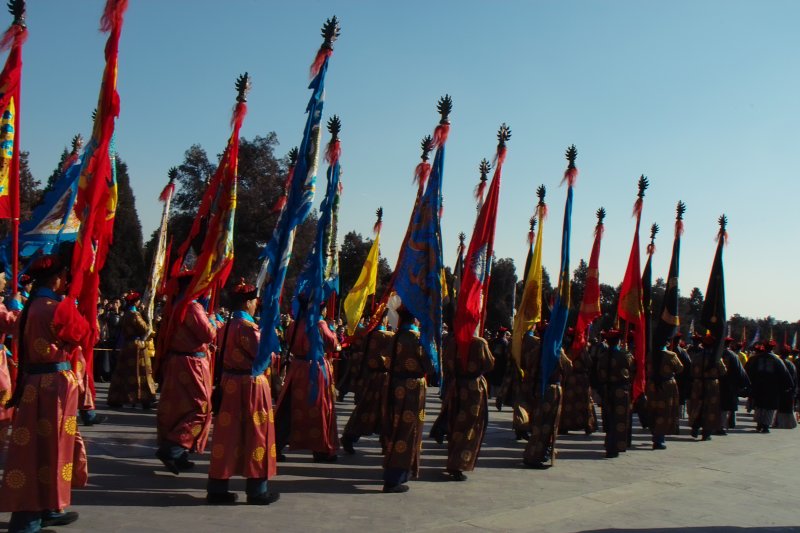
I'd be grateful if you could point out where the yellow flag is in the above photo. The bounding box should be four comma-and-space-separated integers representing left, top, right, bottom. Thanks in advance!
511, 205, 544, 365
344, 233, 381, 336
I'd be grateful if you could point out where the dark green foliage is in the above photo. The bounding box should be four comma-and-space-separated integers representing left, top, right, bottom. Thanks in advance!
100, 158, 146, 298
485, 257, 516, 332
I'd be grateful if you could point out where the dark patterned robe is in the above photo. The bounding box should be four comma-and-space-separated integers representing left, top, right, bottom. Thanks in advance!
342, 329, 394, 441
646, 349, 683, 436
674, 345, 693, 408
107, 309, 157, 407
444, 336, 494, 472
382, 327, 432, 479
496, 335, 535, 435
688, 347, 727, 436
593, 343, 635, 454
719, 348, 749, 412
559, 344, 598, 434
745, 351, 791, 427
524, 344, 571, 465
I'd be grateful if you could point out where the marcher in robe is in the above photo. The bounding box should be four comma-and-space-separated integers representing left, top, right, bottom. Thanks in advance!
0, 252, 91, 532
774, 345, 798, 430
718, 337, 749, 432
559, 330, 598, 435
671, 335, 692, 418
206, 280, 279, 505
646, 342, 683, 449
155, 272, 216, 474
745, 341, 791, 433
592, 330, 634, 458
688, 333, 727, 440
107, 291, 157, 409
523, 333, 571, 468
274, 301, 340, 462
382, 307, 433, 493
496, 324, 543, 441
341, 325, 394, 454
443, 335, 494, 480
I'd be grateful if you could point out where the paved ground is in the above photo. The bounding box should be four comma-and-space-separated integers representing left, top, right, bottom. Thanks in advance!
2, 384, 799, 532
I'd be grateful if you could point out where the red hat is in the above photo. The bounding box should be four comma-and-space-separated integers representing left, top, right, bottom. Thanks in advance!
724, 336, 735, 343
674, 332, 683, 339
125, 291, 142, 303
232, 278, 257, 300
691, 333, 702, 341
28, 254, 63, 280
767, 339, 777, 348
703, 332, 716, 344
18, 274, 31, 285
604, 329, 622, 340
566, 327, 575, 337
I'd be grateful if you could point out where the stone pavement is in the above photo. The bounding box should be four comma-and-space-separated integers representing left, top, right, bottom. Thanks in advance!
2, 384, 799, 532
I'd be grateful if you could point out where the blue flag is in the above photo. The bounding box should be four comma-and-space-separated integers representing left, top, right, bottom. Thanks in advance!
253, 40, 333, 377
540, 184, 574, 394
291, 134, 341, 401
393, 144, 445, 376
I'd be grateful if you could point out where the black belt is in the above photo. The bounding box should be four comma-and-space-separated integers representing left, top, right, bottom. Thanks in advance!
392, 372, 425, 380
27, 361, 71, 374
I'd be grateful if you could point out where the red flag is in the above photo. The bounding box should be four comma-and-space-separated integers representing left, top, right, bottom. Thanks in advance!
61, 0, 128, 400
618, 176, 648, 400
156, 74, 249, 370
0, 1, 25, 221
571, 207, 605, 355
453, 124, 510, 367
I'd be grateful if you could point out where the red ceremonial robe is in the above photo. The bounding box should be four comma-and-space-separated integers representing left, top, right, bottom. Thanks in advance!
0, 291, 90, 512
156, 300, 215, 452
208, 312, 277, 480
276, 318, 339, 455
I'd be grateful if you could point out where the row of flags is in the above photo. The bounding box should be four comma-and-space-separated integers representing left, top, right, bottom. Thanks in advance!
0, 0, 747, 407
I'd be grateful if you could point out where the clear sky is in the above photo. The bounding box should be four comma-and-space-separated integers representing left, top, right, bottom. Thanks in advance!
17, 0, 800, 322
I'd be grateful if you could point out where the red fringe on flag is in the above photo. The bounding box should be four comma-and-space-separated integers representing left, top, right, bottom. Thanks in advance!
100, 0, 129, 32
495, 146, 507, 168
474, 181, 486, 201
562, 166, 578, 187
675, 219, 684, 237
539, 203, 549, 221
231, 101, 247, 130
595, 222, 605, 238
159, 182, 175, 203
715, 230, 729, 246
632, 197, 643, 217
0, 24, 26, 52
647, 243, 656, 255
433, 123, 450, 148
413, 161, 431, 190
373, 219, 383, 235
527, 229, 535, 246
310, 47, 333, 78
270, 194, 287, 214
325, 138, 341, 165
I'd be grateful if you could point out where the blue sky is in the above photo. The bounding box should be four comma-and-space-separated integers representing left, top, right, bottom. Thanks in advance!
18, 1, 800, 322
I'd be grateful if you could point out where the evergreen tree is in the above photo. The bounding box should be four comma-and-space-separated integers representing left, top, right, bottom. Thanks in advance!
100, 157, 146, 297
485, 256, 517, 332
43, 147, 70, 195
